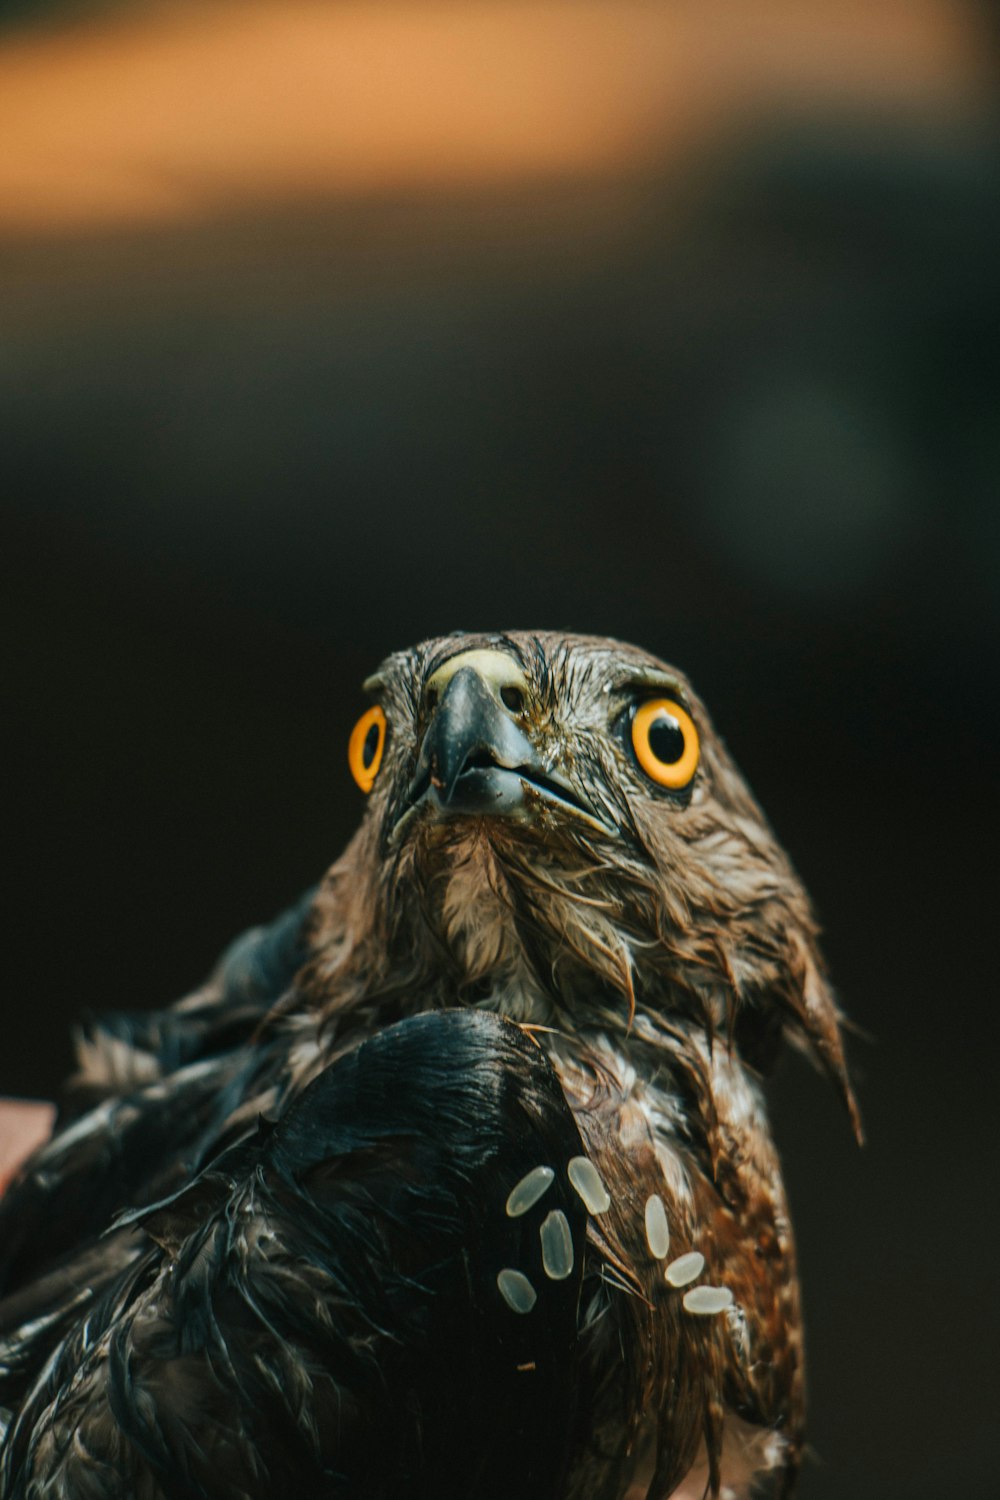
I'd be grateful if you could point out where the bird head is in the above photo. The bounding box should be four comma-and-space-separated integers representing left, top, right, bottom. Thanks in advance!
306, 631, 858, 1134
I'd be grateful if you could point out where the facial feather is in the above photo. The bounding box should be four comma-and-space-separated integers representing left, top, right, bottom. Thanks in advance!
306, 629, 858, 1136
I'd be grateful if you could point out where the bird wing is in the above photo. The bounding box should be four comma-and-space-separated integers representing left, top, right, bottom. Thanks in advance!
2, 1010, 590, 1500
0, 894, 315, 1427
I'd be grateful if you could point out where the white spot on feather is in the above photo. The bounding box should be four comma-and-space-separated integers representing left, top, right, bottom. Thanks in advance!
497, 1268, 537, 1313
644, 1194, 669, 1259
539, 1209, 574, 1280
665, 1251, 704, 1286
506, 1166, 555, 1217
567, 1156, 611, 1214
683, 1285, 734, 1315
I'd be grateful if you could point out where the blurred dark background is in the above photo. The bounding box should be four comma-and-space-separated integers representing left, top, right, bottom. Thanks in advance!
1, 1, 997, 1495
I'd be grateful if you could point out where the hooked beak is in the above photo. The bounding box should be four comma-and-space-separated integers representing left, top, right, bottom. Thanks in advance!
395, 654, 611, 837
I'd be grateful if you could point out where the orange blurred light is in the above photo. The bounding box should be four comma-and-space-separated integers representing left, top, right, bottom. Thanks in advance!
0, 0, 986, 235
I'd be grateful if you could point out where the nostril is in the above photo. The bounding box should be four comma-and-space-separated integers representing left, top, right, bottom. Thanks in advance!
500, 686, 525, 714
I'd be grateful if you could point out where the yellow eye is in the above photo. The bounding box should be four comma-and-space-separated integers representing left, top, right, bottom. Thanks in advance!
348, 705, 387, 793
631, 699, 699, 790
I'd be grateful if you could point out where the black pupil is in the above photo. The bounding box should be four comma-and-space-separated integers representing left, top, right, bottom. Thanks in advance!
648, 713, 685, 765
362, 722, 381, 770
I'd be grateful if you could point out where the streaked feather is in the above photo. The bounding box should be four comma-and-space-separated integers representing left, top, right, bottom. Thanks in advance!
0, 632, 858, 1499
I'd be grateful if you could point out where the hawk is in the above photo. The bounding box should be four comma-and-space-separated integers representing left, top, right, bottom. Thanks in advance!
0, 631, 859, 1499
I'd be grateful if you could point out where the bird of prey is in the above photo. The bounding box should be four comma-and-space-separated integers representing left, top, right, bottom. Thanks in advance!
0, 630, 859, 1500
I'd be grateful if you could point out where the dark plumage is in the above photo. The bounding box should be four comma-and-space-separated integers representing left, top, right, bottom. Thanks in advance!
3, 1013, 588, 1500
0, 631, 858, 1499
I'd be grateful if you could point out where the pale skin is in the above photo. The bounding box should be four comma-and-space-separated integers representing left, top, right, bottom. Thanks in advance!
0, 1100, 54, 1197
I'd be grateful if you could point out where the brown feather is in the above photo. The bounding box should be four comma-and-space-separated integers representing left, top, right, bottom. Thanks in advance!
288, 631, 861, 1495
